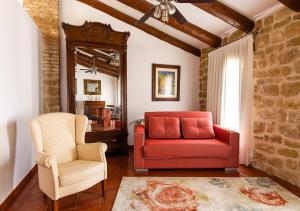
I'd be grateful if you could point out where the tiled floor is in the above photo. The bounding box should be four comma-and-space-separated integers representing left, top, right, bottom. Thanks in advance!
5, 150, 300, 211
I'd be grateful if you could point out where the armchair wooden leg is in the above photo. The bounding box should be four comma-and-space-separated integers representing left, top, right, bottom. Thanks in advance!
52, 200, 59, 211
101, 180, 106, 197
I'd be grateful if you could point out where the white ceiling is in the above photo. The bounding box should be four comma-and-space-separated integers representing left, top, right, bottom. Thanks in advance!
98, 0, 283, 49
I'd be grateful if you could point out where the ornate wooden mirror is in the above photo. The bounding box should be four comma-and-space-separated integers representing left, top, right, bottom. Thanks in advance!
62, 21, 130, 154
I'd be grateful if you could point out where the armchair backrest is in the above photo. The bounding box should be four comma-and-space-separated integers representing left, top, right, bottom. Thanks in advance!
30, 113, 88, 164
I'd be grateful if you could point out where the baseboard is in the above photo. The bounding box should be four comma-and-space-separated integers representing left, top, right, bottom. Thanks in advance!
0, 165, 37, 211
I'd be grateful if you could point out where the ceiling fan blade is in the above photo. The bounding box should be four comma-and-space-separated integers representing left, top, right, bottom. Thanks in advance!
176, 0, 216, 3
137, 7, 155, 24
171, 9, 188, 24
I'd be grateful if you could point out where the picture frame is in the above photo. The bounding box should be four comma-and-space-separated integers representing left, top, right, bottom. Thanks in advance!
152, 64, 181, 101
84, 79, 101, 95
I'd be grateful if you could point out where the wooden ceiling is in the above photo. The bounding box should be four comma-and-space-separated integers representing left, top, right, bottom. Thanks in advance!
192, 1, 255, 33
77, 0, 201, 56
76, 47, 120, 78
76, 0, 300, 56
117, 0, 222, 47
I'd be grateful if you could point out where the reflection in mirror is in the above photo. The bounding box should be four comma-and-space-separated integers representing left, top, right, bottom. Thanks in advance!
74, 46, 122, 132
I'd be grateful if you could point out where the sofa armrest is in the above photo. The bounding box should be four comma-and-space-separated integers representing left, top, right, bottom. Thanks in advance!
213, 125, 239, 167
135, 124, 145, 144
213, 125, 239, 145
134, 124, 145, 169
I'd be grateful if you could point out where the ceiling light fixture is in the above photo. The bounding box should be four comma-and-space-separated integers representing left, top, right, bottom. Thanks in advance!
109, 50, 121, 67
153, 0, 176, 23
137, 0, 216, 25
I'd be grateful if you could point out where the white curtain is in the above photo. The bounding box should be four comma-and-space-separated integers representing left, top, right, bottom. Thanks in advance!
207, 35, 254, 165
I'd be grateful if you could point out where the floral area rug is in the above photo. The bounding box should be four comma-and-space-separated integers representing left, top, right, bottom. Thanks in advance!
112, 177, 300, 211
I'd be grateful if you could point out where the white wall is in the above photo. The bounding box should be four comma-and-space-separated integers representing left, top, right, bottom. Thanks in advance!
0, 0, 41, 204
60, 0, 200, 145
75, 66, 119, 105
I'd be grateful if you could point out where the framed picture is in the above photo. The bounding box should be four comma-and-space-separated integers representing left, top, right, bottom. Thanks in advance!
152, 64, 180, 101
84, 79, 101, 95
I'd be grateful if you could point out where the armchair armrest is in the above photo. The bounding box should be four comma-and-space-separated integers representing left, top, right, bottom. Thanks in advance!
36, 152, 57, 168
213, 125, 239, 167
77, 142, 108, 179
134, 124, 145, 169
36, 152, 59, 186
77, 142, 107, 162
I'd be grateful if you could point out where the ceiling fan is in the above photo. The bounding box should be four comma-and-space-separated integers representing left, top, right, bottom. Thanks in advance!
138, 0, 216, 24
79, 57, 98, 74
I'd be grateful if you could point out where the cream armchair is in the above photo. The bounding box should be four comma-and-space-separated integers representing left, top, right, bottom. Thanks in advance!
30, 113, 107, 211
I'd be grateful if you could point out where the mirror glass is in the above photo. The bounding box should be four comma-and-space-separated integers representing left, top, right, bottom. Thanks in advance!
74, 46, 121, 132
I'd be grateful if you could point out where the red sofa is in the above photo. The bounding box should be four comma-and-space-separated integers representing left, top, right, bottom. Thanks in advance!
134, 111, 239, 171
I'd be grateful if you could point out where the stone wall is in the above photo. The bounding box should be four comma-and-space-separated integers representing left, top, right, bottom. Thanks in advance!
199, 48, 213, 110
23, 0, 60, 112
252, 7, 300, 186
199, 7, 300, 186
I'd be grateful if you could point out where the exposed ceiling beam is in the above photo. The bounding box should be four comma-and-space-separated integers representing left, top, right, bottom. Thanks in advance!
76, 52, 120, 77
193, 1, 255, 33
76, 51, 120, 73
77, 0, 201, 56
77, 59, 119, 78
77, 47, 112, 61
117, 0, 221, 47
78, 47, 112, 60
277, 0, 300, 12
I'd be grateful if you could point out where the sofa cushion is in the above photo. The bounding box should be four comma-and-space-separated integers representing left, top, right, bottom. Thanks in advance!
143, 139, 231, 159
181, 118, 215, 139
149, 117, 181, 139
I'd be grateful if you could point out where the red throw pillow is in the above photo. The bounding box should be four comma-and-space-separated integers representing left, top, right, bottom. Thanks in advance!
149, 117, 181, 139
181, 118, 215, 139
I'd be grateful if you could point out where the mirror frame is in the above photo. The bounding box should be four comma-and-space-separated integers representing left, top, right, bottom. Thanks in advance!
62, 21, 130, 134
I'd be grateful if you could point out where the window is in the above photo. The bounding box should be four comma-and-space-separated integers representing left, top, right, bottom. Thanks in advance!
220, 57, 240, 132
